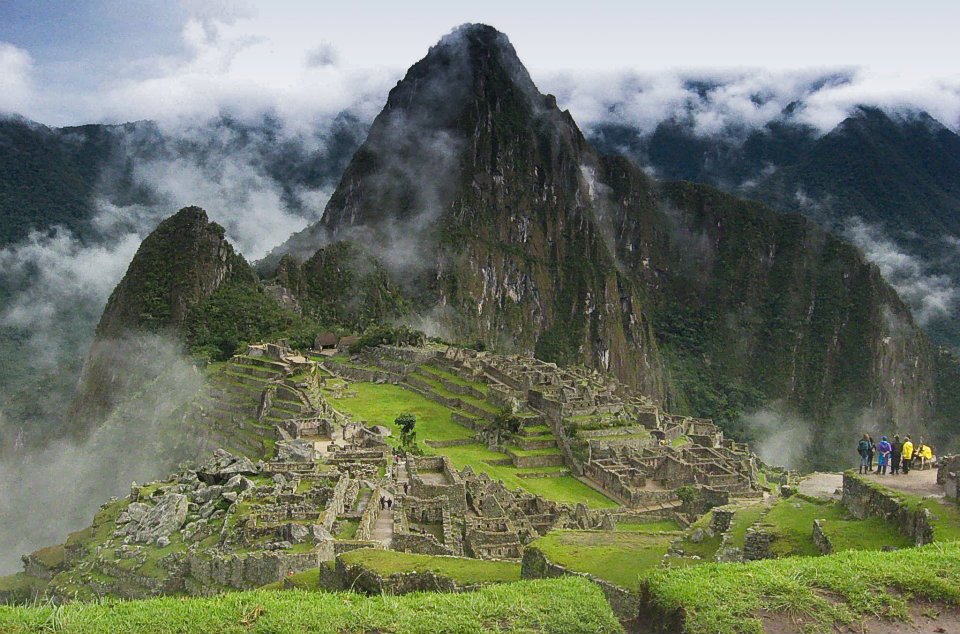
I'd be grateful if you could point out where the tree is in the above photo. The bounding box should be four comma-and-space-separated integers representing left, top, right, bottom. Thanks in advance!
395, 412, 417, 451
484, 408, 521, 447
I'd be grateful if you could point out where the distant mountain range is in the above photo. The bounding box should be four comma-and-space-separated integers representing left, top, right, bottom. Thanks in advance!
590, 105, 960, 349
60, 25, 958, 469
3, 25, 960, 468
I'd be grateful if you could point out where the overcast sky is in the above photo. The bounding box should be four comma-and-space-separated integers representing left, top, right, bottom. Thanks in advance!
1, 0, 959, 128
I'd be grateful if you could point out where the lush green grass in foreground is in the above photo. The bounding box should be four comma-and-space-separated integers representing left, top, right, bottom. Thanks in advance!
642, 541, 960, 634
339, 548, 521, 584
0, 577, 621, 634
530, 530, 678, 589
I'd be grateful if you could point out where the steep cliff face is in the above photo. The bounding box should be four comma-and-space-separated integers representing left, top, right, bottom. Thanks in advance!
592, 160, 935, 430
273, 24, 667, 400
265, 24, 940, 437
72, 207, 252, 429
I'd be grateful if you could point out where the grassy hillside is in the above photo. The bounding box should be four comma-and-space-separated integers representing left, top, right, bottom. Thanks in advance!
0, 577, 621, 634
640, 541, 960, 634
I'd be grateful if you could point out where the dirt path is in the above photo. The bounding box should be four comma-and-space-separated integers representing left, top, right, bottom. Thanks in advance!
797, 472, 843, 499
371, 508, 394, 547
860, 468, 944, 498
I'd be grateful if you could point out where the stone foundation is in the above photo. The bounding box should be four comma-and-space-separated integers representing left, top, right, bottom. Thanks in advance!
841, 472, 934, 546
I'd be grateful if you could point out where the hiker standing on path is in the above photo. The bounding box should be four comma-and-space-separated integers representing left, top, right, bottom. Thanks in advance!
867, 435, 876, 472
858, 434, 872, 474
876, 436, 892, 475
891, 435, 902, 475
902, 436, 914, 474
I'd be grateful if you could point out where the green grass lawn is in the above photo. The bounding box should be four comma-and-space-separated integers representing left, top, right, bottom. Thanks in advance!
529, 530, 677, 589
0, 577, 622, 634
339, 548, 521, 584
411, 372, 499, 413
820, 517, 914, 552
324, 381, 617, 508
323, 382, 474, 443
848, 474, 960, 542
616, 520, 682, 533
726, 502, 770, 550
420, 364, 488, 393
642, 541, 960, 634
760, 496, 847, 557
335, 519, 359, 541
260, 566, 325, 591
668, 511, 722, 564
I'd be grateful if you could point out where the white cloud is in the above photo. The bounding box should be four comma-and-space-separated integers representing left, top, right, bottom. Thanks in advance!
540, 67, 960, 136
844, 218, 958, 326
0, 42, 34, 114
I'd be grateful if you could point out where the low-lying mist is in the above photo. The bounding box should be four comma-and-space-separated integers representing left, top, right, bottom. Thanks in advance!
0, 333, 204, 574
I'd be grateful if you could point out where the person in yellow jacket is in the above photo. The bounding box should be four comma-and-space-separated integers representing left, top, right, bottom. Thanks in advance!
901, 436, 914, 474
916, 439, 934, 468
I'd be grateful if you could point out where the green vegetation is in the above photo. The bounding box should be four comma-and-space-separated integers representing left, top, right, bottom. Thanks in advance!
642, 541, 960, 634
0, 577, 622, 634
349, 324, 425, 353
760, 496, 846, 557
260, 566, 324, 591
0, 573, 47, 603
335, 519, 359, 541
669, 511, 722, 563
396, 412, 417, 451
323, 382, 473, 444
850, 474, 960, 542
323, 379, 616, 508
185, 280, 315, 361
530, 530, 678, 589
725, 503, 769, 551
616, 520, 681, 532
339, 549, 521, 585
820, 517, 914, 552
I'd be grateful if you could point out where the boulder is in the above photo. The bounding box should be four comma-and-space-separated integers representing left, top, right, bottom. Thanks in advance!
117, 494, 189, 544
224, 475, 254, 493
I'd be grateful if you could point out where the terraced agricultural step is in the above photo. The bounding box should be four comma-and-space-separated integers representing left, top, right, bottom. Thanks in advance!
515, 467, 571, 479
232, 364, 282, 380
515, 436, 558, 451
505, 446, 565, 469
518, 425, 552, 437
222, 370, 273, 389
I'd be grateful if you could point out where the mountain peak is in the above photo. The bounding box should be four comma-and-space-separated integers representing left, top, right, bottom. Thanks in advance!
380, 22, 543, 124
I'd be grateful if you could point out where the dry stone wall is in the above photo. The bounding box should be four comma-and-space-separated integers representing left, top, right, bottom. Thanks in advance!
841, 472, 934, 546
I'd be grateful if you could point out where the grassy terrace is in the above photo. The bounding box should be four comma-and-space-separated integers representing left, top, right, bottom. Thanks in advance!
410, 371, 499, 413
642, 541, 960, 634
669, 510, 726, 565
420, 363, 489, 394
322, 379, 617, 508
339, 548, 521, 584
0, 577, 622, 634
616, 519, 682, 532
848, 473, 960, 542
759, 496, 846, 557
530, 530, 678, 589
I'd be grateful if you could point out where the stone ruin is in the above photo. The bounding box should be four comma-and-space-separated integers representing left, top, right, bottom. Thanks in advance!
17, 341, 769, 599
938, 454, 960, 500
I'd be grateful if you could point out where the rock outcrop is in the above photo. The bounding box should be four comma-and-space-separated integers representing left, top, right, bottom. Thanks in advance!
70, 207, 254, 430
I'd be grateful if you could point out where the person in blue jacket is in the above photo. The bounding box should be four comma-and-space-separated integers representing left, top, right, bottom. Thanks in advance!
876, 436, 892, 475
